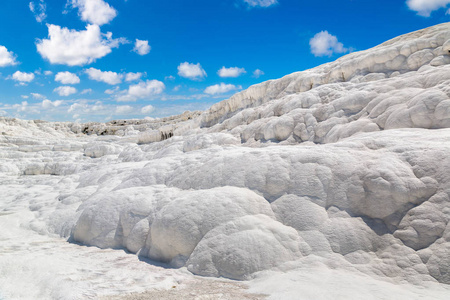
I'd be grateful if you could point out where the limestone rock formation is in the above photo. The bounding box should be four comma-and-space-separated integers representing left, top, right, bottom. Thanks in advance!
2, 24, 450, 294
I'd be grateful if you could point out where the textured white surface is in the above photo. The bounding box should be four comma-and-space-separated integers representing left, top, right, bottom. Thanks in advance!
2, 23, 450, 299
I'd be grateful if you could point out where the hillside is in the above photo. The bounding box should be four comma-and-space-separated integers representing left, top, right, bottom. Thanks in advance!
1, 23, 450, 299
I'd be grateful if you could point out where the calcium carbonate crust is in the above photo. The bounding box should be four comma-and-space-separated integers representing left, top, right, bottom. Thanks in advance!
1, 23, 450, 284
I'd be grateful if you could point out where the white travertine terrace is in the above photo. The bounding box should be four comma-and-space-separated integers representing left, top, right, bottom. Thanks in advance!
2, 23, 450, 299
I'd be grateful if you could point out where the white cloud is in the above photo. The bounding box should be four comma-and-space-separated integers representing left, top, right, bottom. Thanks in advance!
31, 93, 46, 99
243, 0, 278, 8
125, 72, 143, 82
141, 105, 154, 114
115, 105, 133, 114
21, 95, 29, 99
309, 31, 348, 57
177, 62, 207, 80
128, 80, 165, 98
0, 46, 18, 67
85, 68, 123, 85
117, 80, 165, 101
36, 24, 125, 66
105, 86, 119, 94
54, 86, 77, 96
70, 0, 117, 25
69, 102, 89, 113
42, 99, 63, 109
13, 101, 29, 112
173, 85, 181, 92
204, 83, 242, 95
133, 39, 151, 55
81, 88, 93, 94
12, 71, 35, 83
29, 1, 47, 23
67, 101, 112, 120
406, 0, 450, 16
217, 66, 246, 78
69, 101, 102, 113
165, 75, 175, 81
253, 69, 264, 78
59, 100, 158, 122
55, 71, 80, 84
44, 70, 53, 76
0, 98, 167, 122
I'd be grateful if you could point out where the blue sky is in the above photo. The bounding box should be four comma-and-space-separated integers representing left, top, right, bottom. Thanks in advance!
0, 0, 449, 122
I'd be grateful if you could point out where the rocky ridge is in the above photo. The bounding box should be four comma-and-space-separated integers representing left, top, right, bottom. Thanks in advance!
1, 23, 450, 288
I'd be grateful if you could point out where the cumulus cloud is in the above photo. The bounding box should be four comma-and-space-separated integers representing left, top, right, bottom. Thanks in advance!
13, 101, 29, 112
406, 0, 450, 16
0, 46, 18, 67
36, 24, 125, 66
133, 39, 151, 55
177, 62, 207, 80
217, 66, 246, 78
117, 80, 165, 101
81, 88, 92, 94
115, 105, 133, 114
68, 101, 104, 113
44, 70, 53, 76
68, 103, 86, 113
69, 0, 117, 25
54, 86, 77, 96
141, 105, 154, 114
253, 69, 264, 78
42, 99, 63, 109
243, 0, 278, 8
204, 83, 242, 95
62, 100, 157, 122
12, 71, 35, 83
29, 1, 47, 23
85, 68, 123, 85
31, 93, 46, 99
125, 72, 143, 82
55, 71, 80, 84
310, 31, 348, 57
105, 86, 119, 94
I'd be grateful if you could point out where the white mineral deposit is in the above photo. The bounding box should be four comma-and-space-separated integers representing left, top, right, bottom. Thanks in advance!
2, 23, 450, 299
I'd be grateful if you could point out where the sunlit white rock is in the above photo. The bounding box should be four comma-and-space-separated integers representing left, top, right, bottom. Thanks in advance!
2, 23, 450, 298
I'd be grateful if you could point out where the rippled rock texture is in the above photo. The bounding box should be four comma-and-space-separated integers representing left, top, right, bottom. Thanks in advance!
2, 23, 450, 286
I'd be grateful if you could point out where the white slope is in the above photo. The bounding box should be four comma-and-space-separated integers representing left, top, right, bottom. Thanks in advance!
2, 23, 450, 299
